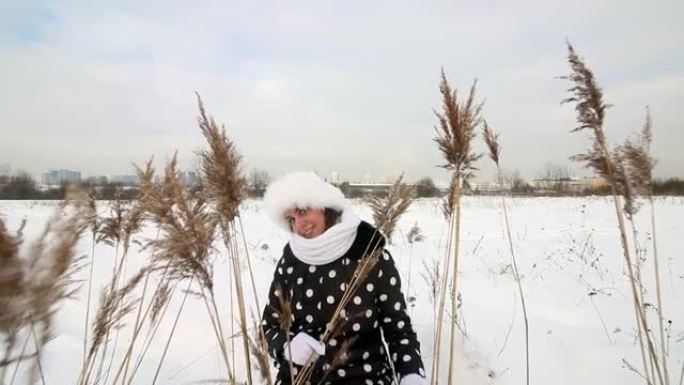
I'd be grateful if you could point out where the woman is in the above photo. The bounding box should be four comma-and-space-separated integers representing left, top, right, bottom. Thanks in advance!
261, 171, 426, 385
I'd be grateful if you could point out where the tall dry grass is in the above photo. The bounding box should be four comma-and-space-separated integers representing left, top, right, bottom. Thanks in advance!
483, 122, 530, 385
364, 174, 415, 244
195, 93, 268, 385
1, 188, 93, 385
561, 43, 668, 385
431, 69, 483, 385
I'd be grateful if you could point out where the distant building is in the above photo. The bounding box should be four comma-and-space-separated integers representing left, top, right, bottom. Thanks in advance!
83, 175, 109, 185
111, 174, 139, 186
42, 169, 81, 185
343, 182, 394, 196
470, 182, 511, 194
180, 171, 199, 186
531, 177, 608, 193
0, 163, 10, 177
328, 171, 340, 185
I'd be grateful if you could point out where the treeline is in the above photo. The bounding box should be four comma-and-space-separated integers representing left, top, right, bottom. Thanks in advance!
0, 173, 138, 200
2, 172, 684, 200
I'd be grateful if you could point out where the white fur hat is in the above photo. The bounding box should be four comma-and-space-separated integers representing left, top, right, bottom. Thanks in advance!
263, 171, 347, 231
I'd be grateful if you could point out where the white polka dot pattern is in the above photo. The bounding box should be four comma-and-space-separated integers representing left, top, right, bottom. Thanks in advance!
261, 224, 425, 385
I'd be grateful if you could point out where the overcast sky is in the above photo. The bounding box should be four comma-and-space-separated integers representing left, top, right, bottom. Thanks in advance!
1, 0, 682, 184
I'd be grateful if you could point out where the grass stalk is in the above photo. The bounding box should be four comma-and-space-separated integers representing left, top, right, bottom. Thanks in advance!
649, 197, 669, 384
431, 69, 483, 385
500, 187, 530, 385
484, 122, 530, 385
151, 278, 193, 385
285, 332, 295, 385
229, 241, 236, 374
29, 324, 46, 385
610, 131, 662, 385
115, 228, 163, 384
430, 207, 455, 385
82, 232, 97, 368
237, 214, 273, 384
446, 177, 463, 385
225, 220, 253, 385
561, 43, 664, 385
204, 290, 236, 385
8, 329, 31, 385
116, 269, 151, 384
125, 281, 178, 385
86, 240, 121, 385
111, 262, 172, 385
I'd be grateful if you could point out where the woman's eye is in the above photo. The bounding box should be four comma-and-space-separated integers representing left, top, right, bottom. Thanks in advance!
296, 208, 307, 215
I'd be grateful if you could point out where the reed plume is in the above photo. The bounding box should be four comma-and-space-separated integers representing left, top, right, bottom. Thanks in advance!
86, 269, 147, 367
21, 188, 92, 383
483, 121, 530, 385
431, 69, 483, 385
0, 217, 25, 383
149, 280, 171, 326
1, 192, 91, 382
364, 175, 415, 244
619, 108, 669, 384
0, 218, 24, 334
195, 93, 246, 223
195, 93, 264, 385
561, 43, 664, 385
109, 158, 176, 385
147, 154, 217, 291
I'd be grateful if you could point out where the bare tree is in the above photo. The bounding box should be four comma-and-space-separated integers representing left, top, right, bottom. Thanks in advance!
247, 169, 272, 198
536, 163, 572, 194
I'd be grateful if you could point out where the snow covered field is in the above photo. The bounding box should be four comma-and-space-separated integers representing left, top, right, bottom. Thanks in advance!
1, 197, 683, 385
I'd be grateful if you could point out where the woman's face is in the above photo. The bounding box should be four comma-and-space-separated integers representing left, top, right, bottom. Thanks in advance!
284, 207, 326, 239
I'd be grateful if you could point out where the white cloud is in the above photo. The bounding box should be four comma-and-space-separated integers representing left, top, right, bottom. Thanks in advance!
1, 0, 682, 181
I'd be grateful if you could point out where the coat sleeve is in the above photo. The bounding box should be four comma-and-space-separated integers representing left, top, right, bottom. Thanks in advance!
375, 249, 427, 380
261, 256, 293, 363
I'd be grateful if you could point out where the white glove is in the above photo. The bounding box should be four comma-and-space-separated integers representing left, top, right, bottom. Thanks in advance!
283, 332, 325, 366
400, 373, 428, 385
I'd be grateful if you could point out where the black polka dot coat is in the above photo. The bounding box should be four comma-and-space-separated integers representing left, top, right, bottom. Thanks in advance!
261, 221, 426, 385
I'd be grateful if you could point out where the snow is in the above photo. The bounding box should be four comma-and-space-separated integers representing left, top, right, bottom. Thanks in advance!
1, 196, 682, 385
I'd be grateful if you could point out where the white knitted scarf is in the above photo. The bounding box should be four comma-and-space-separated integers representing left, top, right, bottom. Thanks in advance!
289, 210, 361, 265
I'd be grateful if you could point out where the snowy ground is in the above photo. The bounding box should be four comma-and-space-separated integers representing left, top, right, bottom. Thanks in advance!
1, 197, 683, 385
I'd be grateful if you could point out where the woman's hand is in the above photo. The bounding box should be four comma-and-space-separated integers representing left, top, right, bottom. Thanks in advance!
283, 332, 325, 366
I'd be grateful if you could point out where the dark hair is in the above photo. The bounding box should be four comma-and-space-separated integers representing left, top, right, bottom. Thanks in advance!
324, 208, 342, 229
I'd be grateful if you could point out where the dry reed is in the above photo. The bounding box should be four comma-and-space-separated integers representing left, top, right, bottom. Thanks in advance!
195, 93, 263, 385
82, 188, 101, 366
431, 69, 483, 385
248, 319, 274, 385
620, 108, 669, 384
364, 175, 415, 244
483, 121, 530, 385
272, 283, 295, 385
0, 218, 25, 384
0, 189, 92, 384
141, 154, 235, 384
561, 43, 665, 385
